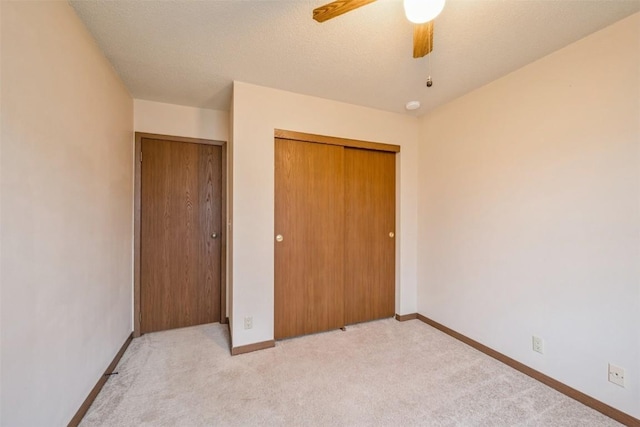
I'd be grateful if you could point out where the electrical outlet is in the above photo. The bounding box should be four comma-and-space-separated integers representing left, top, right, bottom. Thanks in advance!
244, 316, 253, 330
532, 336, 544, 354
608, 364, 625, 387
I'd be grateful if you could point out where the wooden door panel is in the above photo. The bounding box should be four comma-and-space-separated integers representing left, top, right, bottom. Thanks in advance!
344, 148, 396, 324
141, 138, 221, 333
274, 138, 345, 339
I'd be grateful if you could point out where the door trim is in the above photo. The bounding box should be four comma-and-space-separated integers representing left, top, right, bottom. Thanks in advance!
133, 132, 227, 337
275, 129, 400, 153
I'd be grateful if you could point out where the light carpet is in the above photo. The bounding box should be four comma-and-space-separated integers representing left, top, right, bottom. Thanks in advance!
80, 319, 620, 426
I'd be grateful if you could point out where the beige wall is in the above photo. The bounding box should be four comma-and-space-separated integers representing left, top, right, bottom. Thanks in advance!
418, 13, 640, 417
231, 81, 419, 347
134, 99, 229, 141
1, 2, 133, 425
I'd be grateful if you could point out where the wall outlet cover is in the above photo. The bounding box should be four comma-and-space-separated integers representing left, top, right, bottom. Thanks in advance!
244, 316, 253, 330
608, 364, 625, 387
532, 336, 544, 354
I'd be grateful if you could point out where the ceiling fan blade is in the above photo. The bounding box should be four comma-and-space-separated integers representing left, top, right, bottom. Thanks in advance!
313, 0, 377, 23
413, 21, 434, 58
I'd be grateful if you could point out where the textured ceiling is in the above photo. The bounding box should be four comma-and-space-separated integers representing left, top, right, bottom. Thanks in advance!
70, 0, 640, 116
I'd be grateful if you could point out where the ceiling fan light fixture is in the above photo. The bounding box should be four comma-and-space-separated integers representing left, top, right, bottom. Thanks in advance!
403, 0, 446, 24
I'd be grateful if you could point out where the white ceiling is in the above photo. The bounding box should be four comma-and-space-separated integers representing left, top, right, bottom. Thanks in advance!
70, 0, 640, 116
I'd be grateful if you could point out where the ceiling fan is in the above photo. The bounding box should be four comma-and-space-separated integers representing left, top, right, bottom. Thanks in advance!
313, 0, 446, 58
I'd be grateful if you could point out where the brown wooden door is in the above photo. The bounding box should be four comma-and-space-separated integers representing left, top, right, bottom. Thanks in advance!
344, 148, 396, 324
140, 138, 222, 333
274, 138, 345, 340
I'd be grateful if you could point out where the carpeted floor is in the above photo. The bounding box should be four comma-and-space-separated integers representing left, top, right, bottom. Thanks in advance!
80, 319, 620, 426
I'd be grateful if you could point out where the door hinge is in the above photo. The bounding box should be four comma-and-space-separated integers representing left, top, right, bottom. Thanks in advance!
139, 311, 142, 323
140, 152, 143, 162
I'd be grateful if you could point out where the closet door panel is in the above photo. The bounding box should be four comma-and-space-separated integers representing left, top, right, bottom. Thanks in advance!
344, 148, 396, 324
274, 138, 345, 339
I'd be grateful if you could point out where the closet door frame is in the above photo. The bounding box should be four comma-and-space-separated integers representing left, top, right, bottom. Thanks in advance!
274, 130, 400, 154
274, 129, 399, 339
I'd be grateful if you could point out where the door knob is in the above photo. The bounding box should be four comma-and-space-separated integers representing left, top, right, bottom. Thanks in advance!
211, 232, 218, 239
389, 232, 394, 238
276, 234, 284, 242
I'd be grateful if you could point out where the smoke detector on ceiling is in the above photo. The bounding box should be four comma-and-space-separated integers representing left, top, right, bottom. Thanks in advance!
405, 101, 421, 111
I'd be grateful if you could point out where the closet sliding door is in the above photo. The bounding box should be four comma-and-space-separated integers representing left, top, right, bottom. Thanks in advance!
344, 148, 396, 325
274, 138, 345, 340
274, 131, 398, 341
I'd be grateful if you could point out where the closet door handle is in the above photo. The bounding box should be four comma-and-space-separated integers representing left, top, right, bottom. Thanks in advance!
276, 234, 284, 242
211, 232, 218, 239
